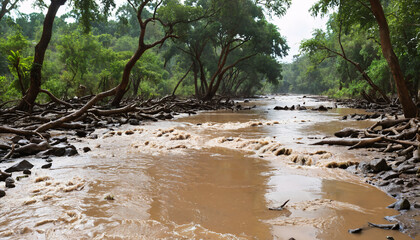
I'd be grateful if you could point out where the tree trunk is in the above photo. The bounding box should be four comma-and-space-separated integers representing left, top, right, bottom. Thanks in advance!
112, 48, 145, 106
172, 64, 192, 96
15, 0, 66, 111
369, 0, 417, 117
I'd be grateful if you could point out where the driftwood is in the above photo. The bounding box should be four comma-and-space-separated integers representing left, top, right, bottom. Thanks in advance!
315, 117, 420, 158
368, 222, 399, 230
1, 143, 15, 161
269, 199, 290, 211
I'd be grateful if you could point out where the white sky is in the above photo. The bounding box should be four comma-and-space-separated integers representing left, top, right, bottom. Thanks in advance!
16, 0, 327, 63
273, 0, 327, 62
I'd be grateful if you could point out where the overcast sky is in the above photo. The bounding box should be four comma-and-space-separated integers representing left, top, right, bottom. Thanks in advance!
17, 0, 327, 63
273, 0, 327, 62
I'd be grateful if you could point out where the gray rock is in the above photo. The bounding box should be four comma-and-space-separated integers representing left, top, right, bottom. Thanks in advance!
45, 158, 53, 163
5, 160, 34, 173
128, 119, 139, 125
371, 158, 391, 173
41, 163, 52, 169
382, 172, 400, 180
394, 199, 410, 210
29, 137, 43, 144
5, 177, 15, 188
0, 189, 5, 198
65, 147, 78, 156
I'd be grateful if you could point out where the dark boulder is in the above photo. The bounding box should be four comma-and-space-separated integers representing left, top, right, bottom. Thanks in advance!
41, 163, 52, 169
83, 147, 91, 153
5, 177, 15, 188
23, 170, 31, 175
0, 189, 5, 198
65, 147, 78, 156
5, 160, 34, 173
370, 158, 391, 173
128, 119, 140, 126
76, 130, 87, 138
394, 199, 411, 210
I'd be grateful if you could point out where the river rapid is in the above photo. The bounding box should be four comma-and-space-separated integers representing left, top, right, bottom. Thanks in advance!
0, 95, 415, 239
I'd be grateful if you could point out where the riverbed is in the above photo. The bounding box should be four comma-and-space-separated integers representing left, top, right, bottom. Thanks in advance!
0, 95, 415, 239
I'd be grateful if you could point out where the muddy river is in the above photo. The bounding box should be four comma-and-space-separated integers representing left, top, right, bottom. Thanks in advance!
0, 95, 415, 239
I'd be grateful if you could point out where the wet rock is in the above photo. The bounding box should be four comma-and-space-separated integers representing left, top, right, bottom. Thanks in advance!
5, 160, 34, 173
88, 134, 98, 139
83, 147, 91, 153
75, 130, 87, 138
274, 106, 284, 110
50, 144, 66, 156
5, 177, 15, 188
382, 171, 400, 180
128, 119, 140, 125
0, 189, 5, 198
41, 163, 52, 169
348, 228, 363, 234
414, 203, 420, 209
244, 99, 249, 103
29, 137, 43, 144
23, 170, 31, 175
314, 105, 328, 111
0, 170, 12, 181
371, 158, 391, 173
394, 199, 411, 210
45, 157, 53, 163
65, 147, 78, 156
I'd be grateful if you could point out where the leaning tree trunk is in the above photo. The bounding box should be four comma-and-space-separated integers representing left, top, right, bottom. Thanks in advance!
112, 48, 145, 106
15, 0, 67, 111
369, 0, 417, 118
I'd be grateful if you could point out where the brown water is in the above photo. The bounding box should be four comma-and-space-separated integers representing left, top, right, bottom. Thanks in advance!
0, 95, 416, 239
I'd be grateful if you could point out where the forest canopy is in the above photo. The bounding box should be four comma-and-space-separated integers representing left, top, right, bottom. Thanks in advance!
0, 0, 289, 109
0, 0, 419, 117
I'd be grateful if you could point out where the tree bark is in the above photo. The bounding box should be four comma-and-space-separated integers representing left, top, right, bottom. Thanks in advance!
15, 0, 67, 111
369, 0, 417, 117
112, 47, 146, 106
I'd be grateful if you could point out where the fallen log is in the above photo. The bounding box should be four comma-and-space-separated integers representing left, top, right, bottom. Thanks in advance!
349, 137, 384, 150
369, 118, 409, 131
0, 126, 37, 136
368, 222, 399, 230
14, 141, 50, 155
313, 138, 368, 146
1, 143, 15, 161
